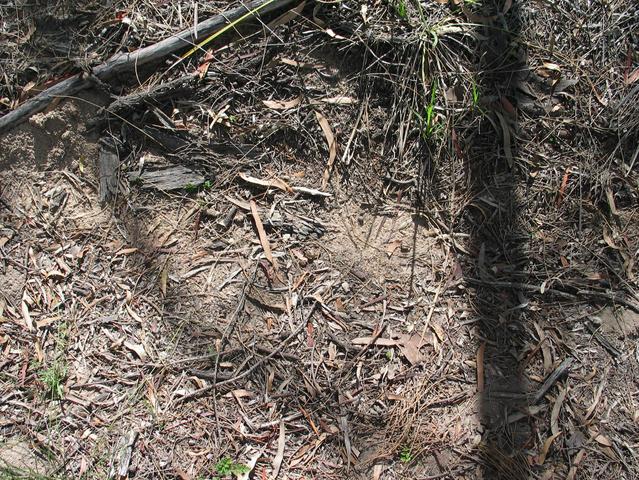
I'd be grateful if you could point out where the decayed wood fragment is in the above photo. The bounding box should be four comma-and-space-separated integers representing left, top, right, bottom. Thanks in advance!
97, 137, 120, 204
134, 165, 205, 191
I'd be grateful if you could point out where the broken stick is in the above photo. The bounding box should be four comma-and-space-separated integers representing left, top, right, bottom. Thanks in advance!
0, 0, 298, 135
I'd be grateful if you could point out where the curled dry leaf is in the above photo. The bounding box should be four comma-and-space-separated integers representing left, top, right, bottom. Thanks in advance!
536, 432, 562, 465
123, 341, 147, 360
315, 111, 337, 189
250, 200, 277, 272
263, 95, 302, 110
21, 298, 34, 331
272, 420, 286, 479
350, 334, 428, 365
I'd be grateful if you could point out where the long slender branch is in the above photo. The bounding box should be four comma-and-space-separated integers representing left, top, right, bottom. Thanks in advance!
0, 0, 297, 135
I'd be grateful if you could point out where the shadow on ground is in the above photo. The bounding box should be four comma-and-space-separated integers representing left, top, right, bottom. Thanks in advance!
464, 2, 532, 477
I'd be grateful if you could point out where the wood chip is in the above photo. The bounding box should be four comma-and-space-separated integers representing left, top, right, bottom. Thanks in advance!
135, 165, 205, 191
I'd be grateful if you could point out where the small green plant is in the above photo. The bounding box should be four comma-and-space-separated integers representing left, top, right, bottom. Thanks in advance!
425, 83, 437, 137
215, 457, 250, 477
399, 445, 413, 463
184, 183, 199, 193
385, 349, 394, 361
202, 180, 213, 190
395, 0, 408, 18
414, 83, 440, 140
471, 80, 480, 108
40, 361, 66, 400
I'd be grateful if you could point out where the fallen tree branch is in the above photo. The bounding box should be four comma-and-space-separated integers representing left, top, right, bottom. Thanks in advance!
0, 0, 297, 135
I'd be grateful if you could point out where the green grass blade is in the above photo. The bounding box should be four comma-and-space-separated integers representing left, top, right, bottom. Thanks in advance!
180, 0, 277, 61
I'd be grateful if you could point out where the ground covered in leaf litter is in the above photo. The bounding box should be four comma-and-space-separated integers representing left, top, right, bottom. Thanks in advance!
1, 0, 639, 479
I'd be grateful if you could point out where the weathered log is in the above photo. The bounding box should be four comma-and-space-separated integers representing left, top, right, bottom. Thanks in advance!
0, 0, 297, 135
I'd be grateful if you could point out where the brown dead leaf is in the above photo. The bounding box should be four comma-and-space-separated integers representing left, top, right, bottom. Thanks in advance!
398, 334, 427, 365
226, 389, 255, 399
501, 96, 517, 117
372, 465, 385, 480
324, 28, 346, 40
239, 172, 293, 193
385, 239, 402, 258
315, 111, 337, 189
537, 62, 562, 82
314, 96, 357, 105
431, 323, 445, 343
536, 432, 561, 465
236, 447, 266, 480
263, 95, 302, 110
594, 433, 613, 447
196, 49, 214, 78
21, 298, 34, 331
350, 333, 427, 364
351, 337, 398, 347
116, 247, 139, 256
250, 200, 277, 271
175, 468, 191, 480
279, 58, 319, 69
625, 68, 639, 85
146, 380, 158, 412
272, 420, 286, 479
124, 341, 147, 360
159, 261, 169, 297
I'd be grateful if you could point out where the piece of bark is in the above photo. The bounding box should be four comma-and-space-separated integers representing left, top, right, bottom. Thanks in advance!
133, 166, 205, 191
0, 0, 298, 135
89, 74, 199, 129
216, 206, 238, 230
108, 430, 138, 479
97, 137, 120, 204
